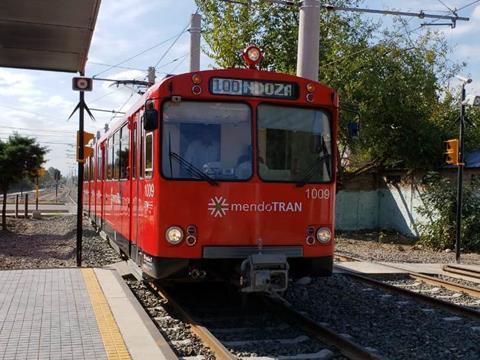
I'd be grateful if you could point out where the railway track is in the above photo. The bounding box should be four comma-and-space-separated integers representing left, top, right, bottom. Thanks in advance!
443, 264, 480, 280
334, 253, 480, 318
122, 257, 480, 359
144, 281, 382, 360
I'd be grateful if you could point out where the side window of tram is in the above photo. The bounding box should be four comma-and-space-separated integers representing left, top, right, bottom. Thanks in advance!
89, 157, 93, 181
132, 125, 137, 179
107, 139, 113, 180
97, 151, 103, 180
145, 132, 153, 178
140, 117, 144, 178
120, 125, 129, 179
113, 131, 120, 179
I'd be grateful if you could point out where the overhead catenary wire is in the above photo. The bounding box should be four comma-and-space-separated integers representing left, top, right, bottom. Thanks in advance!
0, 104, 70, 123
156, 53, 189, 70
436, 0, 456, 14
169, 55, 188, 73
0, 137, 73, 146
0, 131, 75, 139
421, 0, 480, 26
108, 91, 135, 123
0, 125, 75, 134
89, 62, 147, 72
153, 26, 190, 69
322, 0, 479, 68
92, 30, 189, 78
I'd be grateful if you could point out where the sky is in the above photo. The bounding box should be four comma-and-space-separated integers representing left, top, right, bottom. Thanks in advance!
0, 0, 479, 176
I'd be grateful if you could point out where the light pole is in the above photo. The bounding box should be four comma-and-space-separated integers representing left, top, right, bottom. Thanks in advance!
455, 76, 471, 263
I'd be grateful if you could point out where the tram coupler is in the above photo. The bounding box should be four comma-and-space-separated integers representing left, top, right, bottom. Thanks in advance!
240, 254, 289, 293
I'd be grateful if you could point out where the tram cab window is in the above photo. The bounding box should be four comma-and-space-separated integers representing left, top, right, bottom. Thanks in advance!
145, 132, 153, 178
162, 101, 252, 181
257, 104, 332, 183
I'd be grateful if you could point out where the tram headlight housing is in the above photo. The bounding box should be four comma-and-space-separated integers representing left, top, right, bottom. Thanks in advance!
165, 226, 184, 245
316, 227, 331, 244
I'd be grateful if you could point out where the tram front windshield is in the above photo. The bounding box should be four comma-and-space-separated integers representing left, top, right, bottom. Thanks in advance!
257, 104, 332, 183
162, 101, 252, 181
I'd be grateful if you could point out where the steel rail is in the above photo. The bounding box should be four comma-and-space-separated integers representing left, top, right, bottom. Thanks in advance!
409, 272, 480, 299
334, 254, 362, 262
335, 253, 480, 298
148, 282, 237, 360
149, 275, 381, 359
339, 268, 480, 321
263, 295, 383, 360
443, 264, 480, 280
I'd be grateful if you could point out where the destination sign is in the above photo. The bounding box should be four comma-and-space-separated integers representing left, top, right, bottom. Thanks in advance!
210, 77, 298, 100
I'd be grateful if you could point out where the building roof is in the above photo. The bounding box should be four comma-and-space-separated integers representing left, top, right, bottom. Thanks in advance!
0, 0, 101, 73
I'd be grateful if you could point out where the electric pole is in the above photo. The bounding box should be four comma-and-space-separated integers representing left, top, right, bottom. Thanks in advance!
296, 0, 320, 81
455, 78, 471, 263
190, 13, 202, 72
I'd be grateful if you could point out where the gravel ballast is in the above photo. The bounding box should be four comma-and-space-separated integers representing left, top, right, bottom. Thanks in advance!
0, 215, 121, 269
126, 280, 216, 359
286, 274, 480, 360
335, 235, 480, 264
379, 275, 480, 309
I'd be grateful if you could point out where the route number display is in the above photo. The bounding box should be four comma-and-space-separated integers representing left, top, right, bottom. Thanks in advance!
210, 77, 298, 100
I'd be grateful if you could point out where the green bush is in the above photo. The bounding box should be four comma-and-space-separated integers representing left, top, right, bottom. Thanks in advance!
417, 172, 480, 251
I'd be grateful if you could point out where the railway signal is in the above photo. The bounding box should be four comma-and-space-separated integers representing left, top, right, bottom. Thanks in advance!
76, 131, 94, 163
444, 139, 459, 165
72, 76, 93, 91
69, 74, 96, 267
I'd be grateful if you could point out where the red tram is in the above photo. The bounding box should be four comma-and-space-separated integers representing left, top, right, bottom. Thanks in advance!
83, 47, 338, 292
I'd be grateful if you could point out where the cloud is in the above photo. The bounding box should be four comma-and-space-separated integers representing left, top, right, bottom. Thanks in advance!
0, 69, 41, 97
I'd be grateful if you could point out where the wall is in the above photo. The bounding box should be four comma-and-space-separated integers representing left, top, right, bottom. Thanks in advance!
334, 172, 455, 237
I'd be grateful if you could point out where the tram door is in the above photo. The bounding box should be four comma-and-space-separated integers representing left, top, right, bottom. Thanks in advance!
130, 116, 140, 262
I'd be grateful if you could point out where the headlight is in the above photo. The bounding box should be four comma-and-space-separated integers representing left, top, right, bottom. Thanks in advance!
316, 227, 331, 244
165, 226, 184, 245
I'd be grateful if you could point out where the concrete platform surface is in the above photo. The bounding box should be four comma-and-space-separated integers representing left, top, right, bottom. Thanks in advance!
334, 261, 409, 274
0, 268, 176, 360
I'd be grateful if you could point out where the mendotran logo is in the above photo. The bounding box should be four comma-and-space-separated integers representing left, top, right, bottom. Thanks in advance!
208, 196, 303, 218
208, 196, 230, 218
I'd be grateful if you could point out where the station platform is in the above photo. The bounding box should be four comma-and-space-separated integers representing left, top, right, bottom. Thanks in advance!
0, 267, 176, 360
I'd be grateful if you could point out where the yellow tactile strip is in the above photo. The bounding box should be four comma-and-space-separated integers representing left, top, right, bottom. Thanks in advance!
82, 268, 132, 360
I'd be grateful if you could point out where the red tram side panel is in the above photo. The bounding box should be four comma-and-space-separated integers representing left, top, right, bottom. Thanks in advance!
84, 66, 338, 293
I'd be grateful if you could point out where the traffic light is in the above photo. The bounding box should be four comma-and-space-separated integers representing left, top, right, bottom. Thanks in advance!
54, 169, 61, 182
36, 167, 46, 177
76, 131, 95, 163
72, 77, 93, 91
444, 139, 459, 165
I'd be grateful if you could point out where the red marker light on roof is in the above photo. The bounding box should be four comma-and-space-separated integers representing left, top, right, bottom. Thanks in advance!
242, 45, 263, 69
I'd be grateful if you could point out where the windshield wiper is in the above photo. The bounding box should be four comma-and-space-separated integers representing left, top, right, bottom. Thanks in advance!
295, 135, 332, 187
295, 153, 331, 187
169, 151, 218, 186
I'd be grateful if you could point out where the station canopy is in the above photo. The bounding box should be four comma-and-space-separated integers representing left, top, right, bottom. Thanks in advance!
0, 0, 101, 73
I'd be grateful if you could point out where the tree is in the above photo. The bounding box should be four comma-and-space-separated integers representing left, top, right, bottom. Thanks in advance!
417, 172, 480, 251
196, 1, 471, 187
0, 134, 47, 230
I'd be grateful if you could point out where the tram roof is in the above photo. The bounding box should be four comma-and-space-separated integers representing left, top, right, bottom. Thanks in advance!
0, 0, 101, 73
